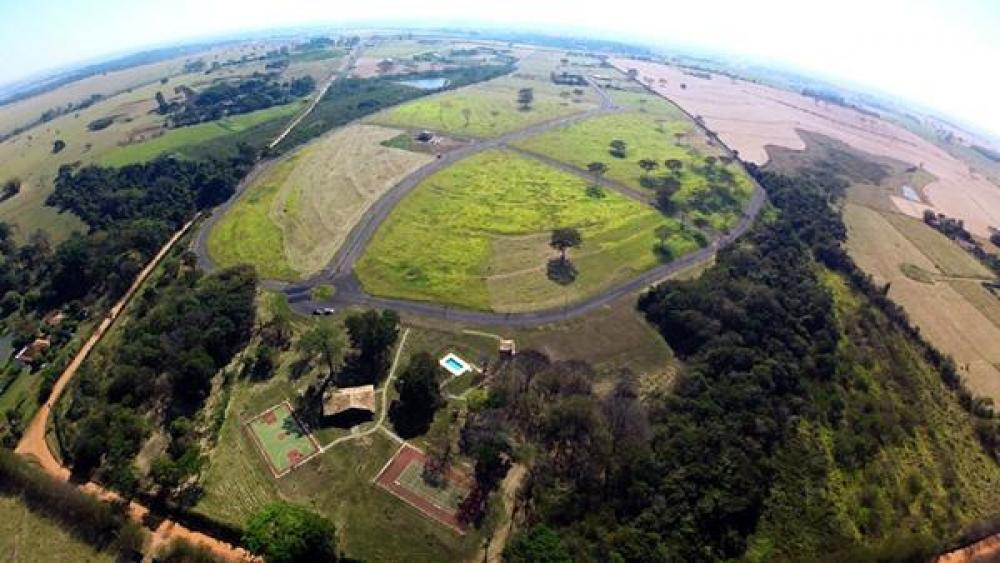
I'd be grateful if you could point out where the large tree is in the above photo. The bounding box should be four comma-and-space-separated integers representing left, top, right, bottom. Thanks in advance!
549, 228, 582, 263
244, 502, 338, 563
505, 525, 572, 563
389, 352, 443, 438
296, 321, 341, 376
342, 309, 400, 385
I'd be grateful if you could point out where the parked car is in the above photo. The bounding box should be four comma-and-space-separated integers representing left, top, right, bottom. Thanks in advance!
312, 307, 336, 316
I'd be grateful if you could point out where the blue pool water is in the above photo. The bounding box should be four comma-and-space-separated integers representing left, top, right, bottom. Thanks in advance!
397, 77, 450, 90
445, 358, 464, 371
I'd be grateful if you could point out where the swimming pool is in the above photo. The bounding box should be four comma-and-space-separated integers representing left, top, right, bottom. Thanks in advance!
439, 352, 471, 376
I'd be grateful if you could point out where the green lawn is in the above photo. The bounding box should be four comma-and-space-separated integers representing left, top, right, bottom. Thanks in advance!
99, 102, 303, 167
513, 102, 756, 231
369, 74, 597, 138
355, 150, 703, 311
205, 155, 300, 280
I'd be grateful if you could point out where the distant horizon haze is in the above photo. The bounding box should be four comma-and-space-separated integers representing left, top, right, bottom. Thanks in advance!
0, 0, 998, 140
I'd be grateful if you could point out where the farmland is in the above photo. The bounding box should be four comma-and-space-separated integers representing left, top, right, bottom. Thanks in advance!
355, 149, 703, 311
369, 51, 600, 138
98, 102, 303, 166
0, 38, 332, 242
207, 124, 433, 278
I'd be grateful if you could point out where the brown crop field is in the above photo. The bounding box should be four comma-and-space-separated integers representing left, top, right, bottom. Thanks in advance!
844, 203, 1000, 402
613, 58, 1000, 239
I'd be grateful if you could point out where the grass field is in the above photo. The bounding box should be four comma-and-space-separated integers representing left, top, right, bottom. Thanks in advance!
0, 494, 112, 562
355, 149, 702, 311
843, 203, 1000, 402
364, 40, 447, 60
369, 49, 599, 138
247, 402, 318, 476
207, 124, 433, 279
99, 102, 303, 167
514, 94, 755, 230
206, 156, 301, 280
881, 212, 993, 279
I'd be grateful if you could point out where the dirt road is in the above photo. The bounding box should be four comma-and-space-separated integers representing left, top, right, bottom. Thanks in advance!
14, 217, 257, 562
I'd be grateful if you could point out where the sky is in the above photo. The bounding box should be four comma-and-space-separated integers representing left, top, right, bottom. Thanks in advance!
1, 0, 999, 137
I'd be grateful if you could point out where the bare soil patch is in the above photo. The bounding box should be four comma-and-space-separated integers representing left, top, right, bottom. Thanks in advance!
613, 58, 1000, 238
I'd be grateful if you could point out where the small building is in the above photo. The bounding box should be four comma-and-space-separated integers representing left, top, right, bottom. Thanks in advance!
14, 338, 50, 368
499, 339, 517, 356
323, 384, 375, 420
43, 310, 65, 327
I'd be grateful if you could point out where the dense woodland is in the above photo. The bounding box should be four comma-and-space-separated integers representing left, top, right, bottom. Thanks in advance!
60, 263, 256, 497
164, 75, 315, 128
497, 165, 1000, 561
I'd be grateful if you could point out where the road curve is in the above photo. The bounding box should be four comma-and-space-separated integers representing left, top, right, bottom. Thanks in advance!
196, 64, 767, 327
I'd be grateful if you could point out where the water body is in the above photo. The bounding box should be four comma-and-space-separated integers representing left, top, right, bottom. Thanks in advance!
397, 77, 450, 90
902, 185, 920, 202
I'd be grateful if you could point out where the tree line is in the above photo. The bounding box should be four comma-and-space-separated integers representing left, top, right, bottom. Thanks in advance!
496, 162, 999, 561
161, 74, 315, 128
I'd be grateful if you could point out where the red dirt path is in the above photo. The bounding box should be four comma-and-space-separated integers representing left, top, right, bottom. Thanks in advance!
14, 218, 258, 562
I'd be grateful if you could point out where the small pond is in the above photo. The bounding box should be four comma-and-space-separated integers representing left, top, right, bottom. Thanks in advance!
396, 77, 450, 90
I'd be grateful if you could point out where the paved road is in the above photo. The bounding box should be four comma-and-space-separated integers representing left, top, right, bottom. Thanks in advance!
195, 67, 767, 327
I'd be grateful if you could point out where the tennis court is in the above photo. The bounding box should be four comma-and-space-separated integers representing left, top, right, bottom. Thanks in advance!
374, 444, 471, 532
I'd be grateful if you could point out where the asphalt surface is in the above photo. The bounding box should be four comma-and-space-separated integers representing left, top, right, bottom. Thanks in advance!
194, 70, 767, 327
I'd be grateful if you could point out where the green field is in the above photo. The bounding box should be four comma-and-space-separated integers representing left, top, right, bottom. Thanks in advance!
206, 155, 301, 280
0, 495, 112, 562
370, 66, 599, 138
514, 94, 755, 230
355, 150, 702, 311
99, 102, 302, 167
207, 124, 433, 279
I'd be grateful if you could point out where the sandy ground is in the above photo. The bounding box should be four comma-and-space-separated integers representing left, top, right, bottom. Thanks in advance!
14, 218, 257, 562
612, 58, 1000, 238
937, 533, 1000, 563
269, 124, 434, 275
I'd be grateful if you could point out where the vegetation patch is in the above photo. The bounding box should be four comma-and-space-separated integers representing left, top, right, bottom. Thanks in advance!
208, 124, 433, 279
900, 262, 937, 283
514, 106, 754, 230
355, 150, 701, 311
100, 102, 301, 167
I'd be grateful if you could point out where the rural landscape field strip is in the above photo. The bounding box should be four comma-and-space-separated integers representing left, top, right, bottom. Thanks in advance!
195, 71, 766, 325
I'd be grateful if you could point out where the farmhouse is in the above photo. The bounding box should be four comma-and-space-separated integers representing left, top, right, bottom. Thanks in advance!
551, 71, 587, 86
14, 338, 50, 367
323, 384, 375, 417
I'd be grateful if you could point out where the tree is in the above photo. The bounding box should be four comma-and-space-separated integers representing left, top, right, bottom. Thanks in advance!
549, 228, 582, 263
2, 178, 20, 200
155, 91, 171, 115
638, 158, 659, 175
609, 139, 628, 158
517, 88, 534, 110
504, 525, 571, 563
586, 161, 608, 181
389, 352, 443, 438
243, 502, 338, 563
664, 158, 683, 173
52, 139, 66, 154
296, 322, 340, 377
342, 309, 400, 385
